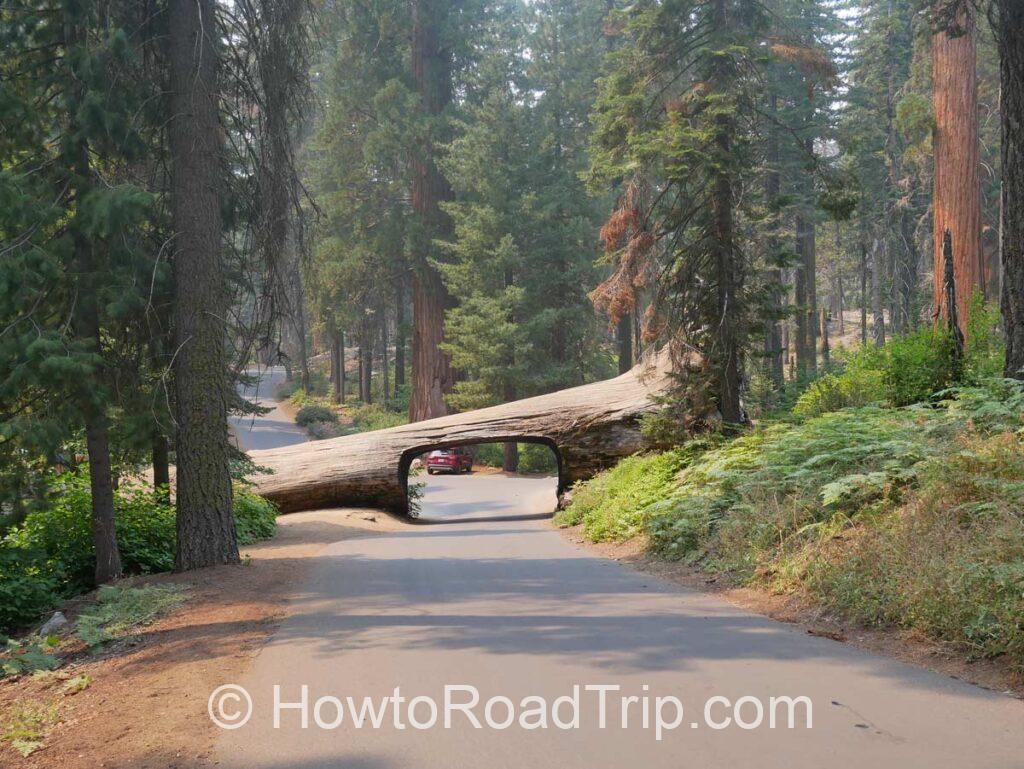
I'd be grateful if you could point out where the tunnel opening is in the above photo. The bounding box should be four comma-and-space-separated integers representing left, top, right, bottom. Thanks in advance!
399, 437, 564, 521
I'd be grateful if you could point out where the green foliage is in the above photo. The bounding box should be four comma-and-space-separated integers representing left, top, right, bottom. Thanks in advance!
963, 293, 1005, 382
0, 635, 60, 678
572, 378, 1024, 668
793, 329, 964, 418
884, 328, 960, 406
555, 448, 700, 541
233, 490, 279, 545
1, 699, 61, 756
345, 404, 408, 433
809, 431, 1024, 666
295, 404, 338, 427
471, 443, 557, 474
0, 472, 276, 634
75, 584, 187, 650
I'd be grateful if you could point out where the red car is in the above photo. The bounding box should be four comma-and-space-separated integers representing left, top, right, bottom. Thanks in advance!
425, 447, 473, 474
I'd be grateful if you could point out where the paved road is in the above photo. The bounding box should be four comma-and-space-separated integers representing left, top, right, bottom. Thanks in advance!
218, 474, 1024, 769
230, 366, 310, 451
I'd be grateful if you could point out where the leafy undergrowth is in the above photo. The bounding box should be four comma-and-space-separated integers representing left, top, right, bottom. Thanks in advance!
0, 475, 276, 634
1, 699, 61, 757
563, 375, 1024, 670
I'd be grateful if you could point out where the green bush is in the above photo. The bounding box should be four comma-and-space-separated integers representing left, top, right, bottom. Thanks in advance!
347, 404, 408, 432
963, 293, 1005, 381
295, 403, 338, 427
555, 447, 700, 541
793, 328, 961, 417
0, 473, 278, 634
233, 489, 278, 544
883, 328, 960, 406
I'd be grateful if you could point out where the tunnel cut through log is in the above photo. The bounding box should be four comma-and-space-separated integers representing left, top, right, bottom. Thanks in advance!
247, 352, 674, 515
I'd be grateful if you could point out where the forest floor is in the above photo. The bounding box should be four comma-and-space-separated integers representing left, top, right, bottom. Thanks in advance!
559, 525, 1024, 699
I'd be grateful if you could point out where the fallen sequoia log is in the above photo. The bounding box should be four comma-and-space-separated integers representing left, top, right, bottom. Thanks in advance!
248, 351, 675, 515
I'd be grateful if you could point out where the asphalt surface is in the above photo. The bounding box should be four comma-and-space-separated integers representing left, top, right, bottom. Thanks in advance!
217, 472, 1024, 769
230, 366, 310, 451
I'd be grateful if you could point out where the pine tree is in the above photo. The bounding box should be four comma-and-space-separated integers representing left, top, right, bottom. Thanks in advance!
168, 0, 238, 569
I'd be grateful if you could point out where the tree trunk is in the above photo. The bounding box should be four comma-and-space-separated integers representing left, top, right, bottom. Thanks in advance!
997, 0, 1024, 377
710, 44, 742, 424
247, 352, 678, 515
331, 328, 343, 403
340, 330, 346, 402
409, 0, 456, 422
168, 0, 238, 570
152, 433, 170, 502
872, 238, 887, 346
359, 337, 373, 404
794, 216, 809, 378
66, 21, 122, 585
617, 312, 633, 375
932, 2, 982, 330
381, 319, 390, 403
820, 307, 830, 367
764, 93, 784, 389
860, 240, 869, 347
394, 270, 406, 388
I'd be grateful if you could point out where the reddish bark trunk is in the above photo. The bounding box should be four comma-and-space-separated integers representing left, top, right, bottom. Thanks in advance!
409, 0, 456, 421
932, 4, 982, 329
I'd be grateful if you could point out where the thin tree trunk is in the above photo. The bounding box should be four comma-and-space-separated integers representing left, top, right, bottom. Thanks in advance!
331, 328, 342, 403
66, 20, 122, 584
997, 0, 1024, 377
932, 2, 982, 329
860, 240, 869, 346
339, 330, 346, 402
381, 319, 390, 403
710, 2, 742, 425
152, 433, 170, 502
409, 0, 456, 421
394, 270, 406, 388
617, 312, 633, 375
820, 307, 830, 366
168, 0, 238, 570
764, 91, 784, 389
872, 238, 887, 347
794, 216, 809, 378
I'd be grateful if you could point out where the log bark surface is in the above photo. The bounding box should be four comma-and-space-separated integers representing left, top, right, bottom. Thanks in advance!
249, 353, 674, 515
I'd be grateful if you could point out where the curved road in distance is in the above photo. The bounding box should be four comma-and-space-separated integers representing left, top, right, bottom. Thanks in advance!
231, 366, 310, 452
217, 467, 1024, 768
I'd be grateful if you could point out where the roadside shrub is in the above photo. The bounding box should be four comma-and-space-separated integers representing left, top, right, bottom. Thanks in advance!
295, 403, 337, 427
555, 447, 700, 541
233, 489, 278, 544
348, 404, 407, 432
0, 472, 278, 633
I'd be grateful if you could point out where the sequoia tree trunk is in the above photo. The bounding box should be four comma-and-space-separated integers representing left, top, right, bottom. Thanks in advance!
932, 3, 982, 329
168, 0, 238, 570
409, 0, 456, 421
997, 0, 1024, 377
